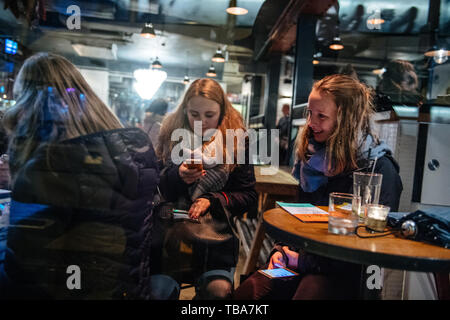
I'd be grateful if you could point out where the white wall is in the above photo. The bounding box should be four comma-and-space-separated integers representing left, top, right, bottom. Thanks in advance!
79, 68, 110, 106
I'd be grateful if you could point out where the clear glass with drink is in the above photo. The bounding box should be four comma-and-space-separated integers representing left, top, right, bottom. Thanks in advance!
353, 172, 383, 220
328, 192, 361, 235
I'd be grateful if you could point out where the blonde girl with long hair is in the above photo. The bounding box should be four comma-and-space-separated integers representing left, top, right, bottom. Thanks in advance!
234, 74, 402, 300
157, 78, 257, 300
0, 52, 179, 300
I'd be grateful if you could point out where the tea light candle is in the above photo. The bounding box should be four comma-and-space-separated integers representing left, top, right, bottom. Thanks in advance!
365, 205, 390, 232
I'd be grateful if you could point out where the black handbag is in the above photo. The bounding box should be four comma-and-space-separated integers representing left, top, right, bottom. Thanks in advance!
388, 210, 450, 249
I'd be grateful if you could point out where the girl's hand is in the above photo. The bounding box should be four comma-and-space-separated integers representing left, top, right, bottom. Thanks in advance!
179, 163, 205, 185
188, 198, 210, 219
268, 246, 299, 270
268, 251, 286, 269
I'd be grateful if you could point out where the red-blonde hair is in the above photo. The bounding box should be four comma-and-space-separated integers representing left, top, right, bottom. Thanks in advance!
157, 78, 246, 171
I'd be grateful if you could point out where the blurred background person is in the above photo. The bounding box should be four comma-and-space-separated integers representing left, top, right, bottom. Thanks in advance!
377, 59, 423, 106
0, 111, 10, 190
143, 98, 169, 151
0, 52, 178, 300
276, 103, 290, 166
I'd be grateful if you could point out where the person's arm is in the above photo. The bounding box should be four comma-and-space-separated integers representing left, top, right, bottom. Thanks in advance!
200, 162, 257, 218
158, 161, 190, 202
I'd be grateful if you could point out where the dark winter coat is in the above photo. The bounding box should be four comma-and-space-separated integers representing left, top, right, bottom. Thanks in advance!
0, 128, 159, 299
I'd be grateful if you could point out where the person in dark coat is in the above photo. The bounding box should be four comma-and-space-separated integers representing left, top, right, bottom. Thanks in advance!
0, 52, 179, 300
234, 74, 403, 300
156, 78, 257, 299
143, 98, 169, 150
276, 103, 290, 166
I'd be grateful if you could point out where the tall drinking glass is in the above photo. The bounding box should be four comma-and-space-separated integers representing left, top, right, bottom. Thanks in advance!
353, 172, 383, 220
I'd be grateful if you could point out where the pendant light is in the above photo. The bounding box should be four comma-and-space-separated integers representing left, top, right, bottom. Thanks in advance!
226, 0, 248, 15
212, 47, 225, 63
183, 75, 190, 84
206, 65, 216, 77
151, 57, 162, 69
329, 36, 344, 50
140, 23, 156, 39
424, 31, 449, 64
425, 48, 449, 64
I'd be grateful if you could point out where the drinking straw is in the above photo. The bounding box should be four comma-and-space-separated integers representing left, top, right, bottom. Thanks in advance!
365, 157, 378, 204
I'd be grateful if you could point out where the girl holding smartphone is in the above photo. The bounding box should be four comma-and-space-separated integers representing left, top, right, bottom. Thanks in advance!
234, 74, 403, 300
156, 78, 257, 299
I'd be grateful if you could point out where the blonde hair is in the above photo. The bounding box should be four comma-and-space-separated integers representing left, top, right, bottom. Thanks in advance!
3, 52, 122, 175
157, 78, 245, 171
296, 74, 376, 176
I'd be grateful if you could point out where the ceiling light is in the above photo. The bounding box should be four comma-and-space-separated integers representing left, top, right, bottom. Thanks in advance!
140, 23, 156, 38
183, 75, 190, 84
226, 0, 248, 15
133, 69, 167, 100
212, 47, 225, 63
312, 52, 321, 65
372, 68, 386, 75
151, 57, 162, 69
366, 10, 385, 29
424, 48, 449, 64
329, 37, 344, 50
206, 65, 216, 77
367, 17, 385, 26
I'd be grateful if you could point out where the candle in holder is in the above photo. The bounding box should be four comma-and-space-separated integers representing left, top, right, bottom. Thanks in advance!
365, 204, 390, 232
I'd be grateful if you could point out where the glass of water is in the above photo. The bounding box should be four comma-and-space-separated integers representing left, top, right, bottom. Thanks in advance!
353, 172, 383, 220
328, 192, 361, 235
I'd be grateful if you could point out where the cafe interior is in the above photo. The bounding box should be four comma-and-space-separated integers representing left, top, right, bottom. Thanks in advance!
0, 0, 449, 300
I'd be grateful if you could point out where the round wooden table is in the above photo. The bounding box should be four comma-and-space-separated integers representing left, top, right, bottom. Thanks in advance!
263, 208, 450, 272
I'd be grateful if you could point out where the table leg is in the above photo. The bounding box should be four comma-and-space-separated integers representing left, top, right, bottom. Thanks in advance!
242, 218, 266, 275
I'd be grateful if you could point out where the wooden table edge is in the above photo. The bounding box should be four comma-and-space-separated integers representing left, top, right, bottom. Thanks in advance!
263, 209, 450, 273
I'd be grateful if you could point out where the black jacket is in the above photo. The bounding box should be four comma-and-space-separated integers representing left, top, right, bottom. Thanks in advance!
0, 128, 159, 299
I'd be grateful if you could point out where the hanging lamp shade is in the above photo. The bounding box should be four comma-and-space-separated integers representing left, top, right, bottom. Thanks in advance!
329, 36, 344, 50
226, 0, 248, 15
140, 23, 156, 38
212, 48, 225, 63
424, 47, 450, 64
206, 65, 216, 77
151, 57, 162, 69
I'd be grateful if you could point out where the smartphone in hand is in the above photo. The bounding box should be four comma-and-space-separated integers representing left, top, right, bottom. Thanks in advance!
184, 159, 203, 171
258, 267, 298, 279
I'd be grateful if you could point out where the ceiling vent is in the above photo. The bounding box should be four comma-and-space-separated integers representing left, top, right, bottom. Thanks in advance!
72, 43, 118, 60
